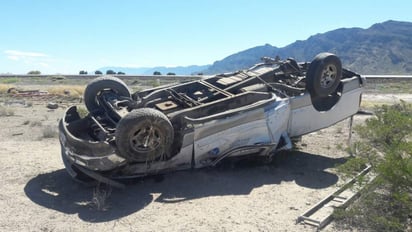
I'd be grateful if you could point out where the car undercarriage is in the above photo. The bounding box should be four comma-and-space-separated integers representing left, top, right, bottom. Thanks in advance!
59, 53, 365, 187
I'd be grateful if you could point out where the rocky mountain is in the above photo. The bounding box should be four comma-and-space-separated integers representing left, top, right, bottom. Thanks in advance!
204, 20, 412, 75
98, 65, 209, 75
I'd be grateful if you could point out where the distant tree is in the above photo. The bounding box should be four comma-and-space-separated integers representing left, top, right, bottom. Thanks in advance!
117, 71, 125, 75
95, 70, 103, 75
106, 70, 116, 75
153, 71, 162, 75
166, 72, 176, 75
79, 70, 88, 75
27, 70, 41, 75
197, 72, 204, 75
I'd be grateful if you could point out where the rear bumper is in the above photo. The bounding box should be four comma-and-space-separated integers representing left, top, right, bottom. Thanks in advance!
58, 106, 126, 171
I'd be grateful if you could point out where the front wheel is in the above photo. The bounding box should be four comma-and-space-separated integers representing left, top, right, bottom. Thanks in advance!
115, 108, 174, 162
306, 53, 342, 97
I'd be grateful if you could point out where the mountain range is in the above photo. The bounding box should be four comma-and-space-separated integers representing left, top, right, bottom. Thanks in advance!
100, 20, 412, 75
98, 65, 209, 75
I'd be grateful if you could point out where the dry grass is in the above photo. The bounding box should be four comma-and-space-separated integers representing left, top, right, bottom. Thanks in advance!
92, 184, 112, 211
47, 85, 84, 98
0, 84, 15, 94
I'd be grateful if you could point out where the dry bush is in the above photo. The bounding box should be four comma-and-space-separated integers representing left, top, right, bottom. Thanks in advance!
0, 84, 15, 94
335, 101, 412, 231
47, 85, 85, 98
92, 183, 112, 211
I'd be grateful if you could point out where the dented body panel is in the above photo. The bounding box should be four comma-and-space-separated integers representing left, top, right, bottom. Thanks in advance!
288, 76, 364, 137
58, 54, 364, 185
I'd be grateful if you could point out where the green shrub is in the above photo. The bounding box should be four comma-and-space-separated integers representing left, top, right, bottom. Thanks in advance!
335, 101, 412, 231
76, 106, 89, 118
0, 78, 19, 84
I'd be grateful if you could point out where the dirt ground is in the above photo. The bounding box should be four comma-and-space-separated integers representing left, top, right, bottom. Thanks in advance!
0, 91, 409, 232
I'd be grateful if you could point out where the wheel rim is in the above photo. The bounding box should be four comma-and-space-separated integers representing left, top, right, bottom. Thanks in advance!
129, 125, 162, 153
320, 64, 337, 89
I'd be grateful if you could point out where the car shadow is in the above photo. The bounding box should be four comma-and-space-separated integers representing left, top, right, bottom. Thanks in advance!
24, 150, 347, 222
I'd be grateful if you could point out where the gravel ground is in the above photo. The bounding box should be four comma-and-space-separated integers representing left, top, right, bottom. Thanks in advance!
0, 92, 407, 232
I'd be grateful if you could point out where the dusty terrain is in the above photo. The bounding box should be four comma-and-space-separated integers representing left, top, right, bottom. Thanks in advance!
0, 82, 410, 231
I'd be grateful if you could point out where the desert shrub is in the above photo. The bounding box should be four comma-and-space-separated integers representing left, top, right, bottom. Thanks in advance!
0, 78, 19, 84
76, 106, 89, 118
0, 84, 15, 93
335, 101, 412, 231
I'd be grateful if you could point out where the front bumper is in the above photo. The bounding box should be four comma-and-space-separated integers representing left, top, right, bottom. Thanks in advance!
59, 106, 126, 171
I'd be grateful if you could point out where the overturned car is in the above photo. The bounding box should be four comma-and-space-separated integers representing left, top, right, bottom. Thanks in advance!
59, 53, 365, 187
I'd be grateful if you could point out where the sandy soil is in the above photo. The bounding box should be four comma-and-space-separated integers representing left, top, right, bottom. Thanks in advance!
0, 92, 396, 232
362, 93, 412, 103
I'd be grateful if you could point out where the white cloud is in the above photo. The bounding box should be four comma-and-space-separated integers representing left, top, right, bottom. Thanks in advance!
3, 50, 52, 72
4, 50, 48, 61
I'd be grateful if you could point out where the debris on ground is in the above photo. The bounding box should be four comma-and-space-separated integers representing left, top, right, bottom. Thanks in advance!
46, 102, 59, 109
8, 88, 49, 96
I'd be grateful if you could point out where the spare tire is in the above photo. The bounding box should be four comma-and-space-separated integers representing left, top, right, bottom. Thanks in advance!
115, 108, 174, 162
84, 76, 131, 112
306, 53, 342, 97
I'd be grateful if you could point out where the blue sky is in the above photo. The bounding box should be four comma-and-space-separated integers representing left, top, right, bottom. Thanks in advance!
1, 0, 411, 74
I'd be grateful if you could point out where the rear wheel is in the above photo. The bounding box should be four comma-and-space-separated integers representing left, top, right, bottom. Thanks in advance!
84, 76, 131, 112
115, 108, 174, 162
306, 53, 342, 97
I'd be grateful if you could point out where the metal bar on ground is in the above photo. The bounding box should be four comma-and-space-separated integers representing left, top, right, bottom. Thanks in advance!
296, 165, 374, 230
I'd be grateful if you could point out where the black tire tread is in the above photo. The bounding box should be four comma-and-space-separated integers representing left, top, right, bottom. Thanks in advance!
306, 53, 342, 97
84, 76, 131, 112
115, 108, 174, 162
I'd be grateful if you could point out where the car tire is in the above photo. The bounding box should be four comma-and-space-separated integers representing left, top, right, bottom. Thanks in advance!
84, 76, 131, 112
115, 108, 174, 162
306, 53, 342, 97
